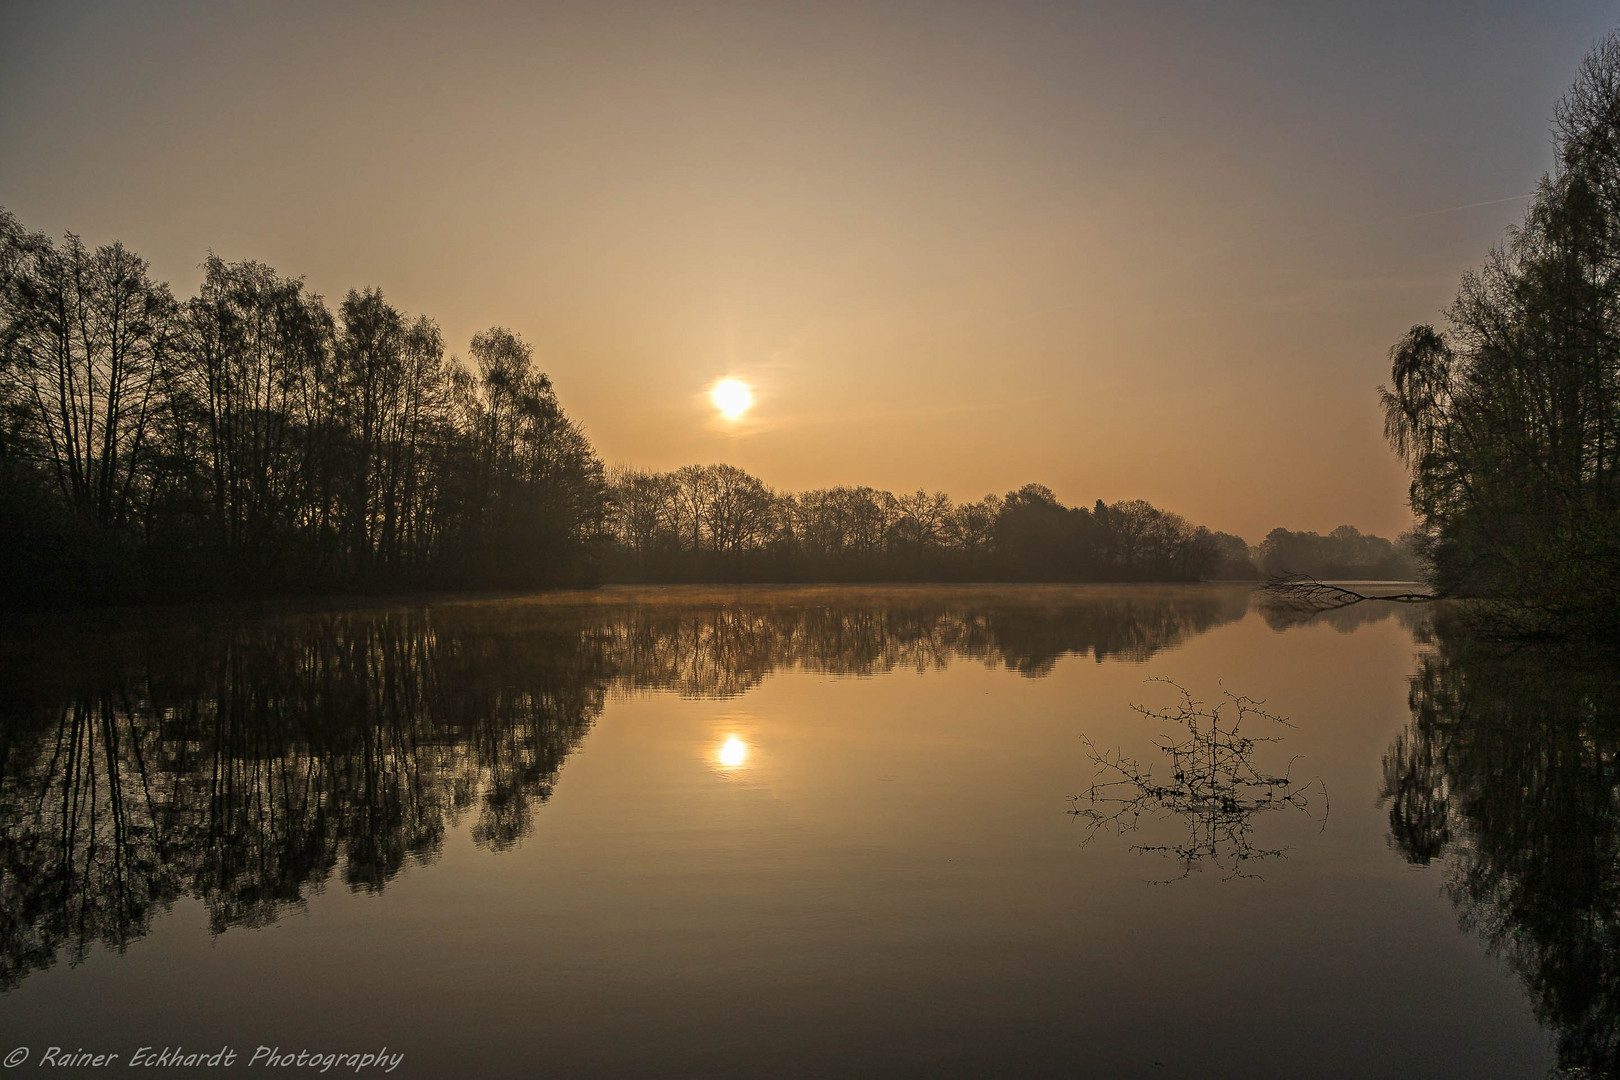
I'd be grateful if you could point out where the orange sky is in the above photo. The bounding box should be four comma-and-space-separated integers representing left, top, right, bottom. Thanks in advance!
4, 1, 1615, 541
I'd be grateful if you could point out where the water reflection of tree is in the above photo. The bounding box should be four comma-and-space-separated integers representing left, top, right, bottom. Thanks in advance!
1255, 591, 1433, 635
0, 610, 610, 989
0, 587, 1249, 989
1072, 681, 1326, 882
605, 587, 1252, 695
1381, 622, 1620, 1077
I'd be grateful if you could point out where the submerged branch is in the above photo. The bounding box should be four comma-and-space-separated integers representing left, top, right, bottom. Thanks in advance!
1070, 678, 1327, 883
1258, 574, 1435, 613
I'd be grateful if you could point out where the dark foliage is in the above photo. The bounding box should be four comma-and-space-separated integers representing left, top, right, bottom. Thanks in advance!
1381, 32, 1620, 633
1256, 525, 1424, 581
0, 215, 605, 603
603, 469, 1256, 583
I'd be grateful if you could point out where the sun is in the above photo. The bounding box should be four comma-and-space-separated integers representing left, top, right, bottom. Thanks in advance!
709, 377, 755, 420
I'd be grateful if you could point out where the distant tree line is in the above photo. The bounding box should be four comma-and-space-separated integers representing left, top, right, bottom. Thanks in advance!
0, 210, 604, 602
1255, 525, 1424, 581
603, 467, 1259, 582
1381, 31, 1620, 633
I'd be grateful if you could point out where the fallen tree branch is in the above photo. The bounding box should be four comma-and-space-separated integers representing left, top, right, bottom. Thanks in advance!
1258, 574, 1435, 612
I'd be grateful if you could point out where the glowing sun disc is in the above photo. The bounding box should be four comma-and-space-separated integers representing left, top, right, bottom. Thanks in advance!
710, 377, 755, 420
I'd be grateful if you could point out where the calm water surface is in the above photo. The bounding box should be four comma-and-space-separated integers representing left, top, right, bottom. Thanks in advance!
1, 585, 1613, 1077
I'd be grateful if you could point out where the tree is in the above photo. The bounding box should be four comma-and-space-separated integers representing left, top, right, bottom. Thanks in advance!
1256, 525, 1419, 580
454, 327, 604, 585
1206, 531, 1259, 579
1381, 31, 1620, 631
1, 209, 610, 599
703, 464, 776, 559
2, 227, 175, 530
994, 483, 1081, 579
169, 257, 332, 581
335, 288, 405, 572
604, 466, 679, 573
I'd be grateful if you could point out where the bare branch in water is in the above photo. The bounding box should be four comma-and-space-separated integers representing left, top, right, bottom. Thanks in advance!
1259, 574, 1435, 613
1070, 678, 1328, 883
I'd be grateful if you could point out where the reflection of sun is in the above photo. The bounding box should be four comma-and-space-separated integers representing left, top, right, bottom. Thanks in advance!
709, 377, 754, 420
716, 735, 749, 769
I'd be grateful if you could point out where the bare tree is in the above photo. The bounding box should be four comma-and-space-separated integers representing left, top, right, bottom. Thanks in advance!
3, 231, 175, 528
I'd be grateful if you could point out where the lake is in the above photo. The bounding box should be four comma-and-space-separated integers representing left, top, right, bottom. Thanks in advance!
1, 585, 1613, 1078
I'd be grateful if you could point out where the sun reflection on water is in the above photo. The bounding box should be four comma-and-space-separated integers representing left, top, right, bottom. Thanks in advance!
715, 735, 749, 771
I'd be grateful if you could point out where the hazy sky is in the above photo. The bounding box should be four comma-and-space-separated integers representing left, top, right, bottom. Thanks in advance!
3, 1, 1615, 541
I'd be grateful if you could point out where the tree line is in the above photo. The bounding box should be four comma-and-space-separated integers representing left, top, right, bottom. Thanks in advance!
1382, 30, 1620, 633
603, 467, 1260, 582
0, 214, 604, 603
2, 205, 1422, 603
1255, 525, 1424, 581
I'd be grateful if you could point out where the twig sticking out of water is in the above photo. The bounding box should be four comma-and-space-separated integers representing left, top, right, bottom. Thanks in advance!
1070, 679, 1328, 883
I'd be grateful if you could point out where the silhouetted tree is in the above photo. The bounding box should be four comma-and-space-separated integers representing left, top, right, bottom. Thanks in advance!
165, 256, 333, 585
993, 483, 1085, 579
0, 214, 605, 600
2, 231, 175, 529
601, 470, 1234, 584
1206, 530, 1260, 579
449, 326, 603, 586
1257, 525, 1422, 580
1381, 32, 1620, 632
0, 218, 180, 600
